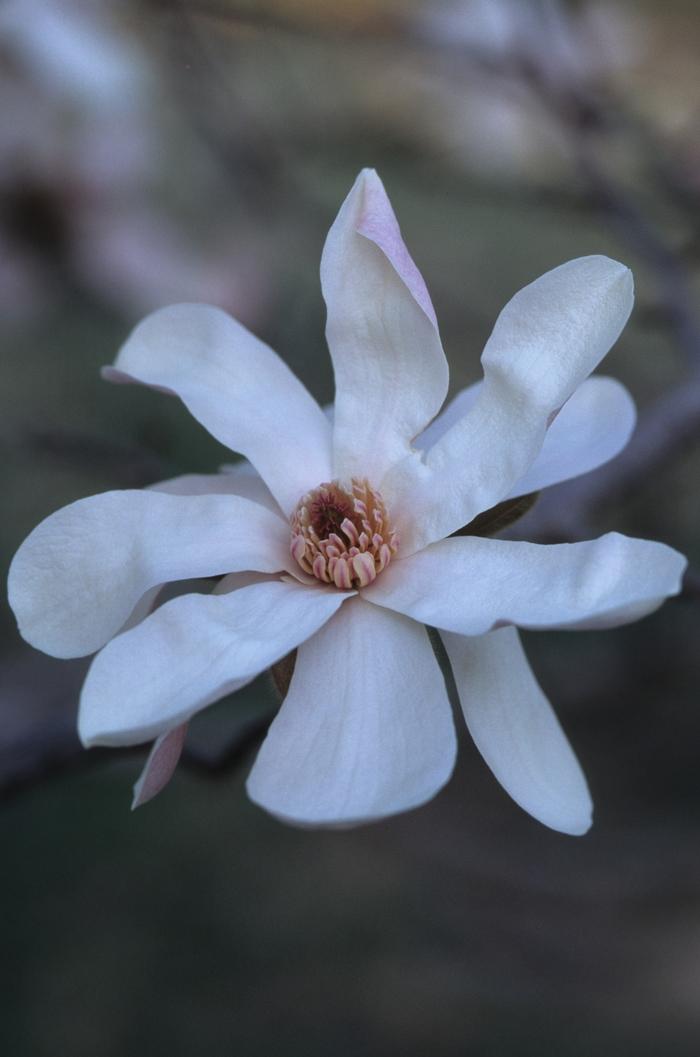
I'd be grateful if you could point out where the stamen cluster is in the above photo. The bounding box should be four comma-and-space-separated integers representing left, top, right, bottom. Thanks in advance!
291, 478, 399, 589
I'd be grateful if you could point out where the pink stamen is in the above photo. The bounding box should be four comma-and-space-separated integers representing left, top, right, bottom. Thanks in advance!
290, 476, 399, 590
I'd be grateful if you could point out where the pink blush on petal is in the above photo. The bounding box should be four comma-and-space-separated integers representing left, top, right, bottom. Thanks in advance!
356, 172, 438, 328
132, 722, 188, 809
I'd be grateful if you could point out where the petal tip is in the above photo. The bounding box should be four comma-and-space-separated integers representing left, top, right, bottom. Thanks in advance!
78, 727, 96, 750
538, 798, 592, 837
551, 782, 593, 836
564, 813, 593, 837
101, 364, 125, 382
246, 779, 449, 830
588, 254, 635, 300
352, 173, 438, 330
7, 535, 84, 660
559, 254, 634, 297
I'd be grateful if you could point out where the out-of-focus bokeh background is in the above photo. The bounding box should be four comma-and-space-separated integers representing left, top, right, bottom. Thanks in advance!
2, 1, 700, 1054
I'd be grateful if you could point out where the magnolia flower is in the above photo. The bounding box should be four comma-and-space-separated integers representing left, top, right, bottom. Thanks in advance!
8, 169, 685, 834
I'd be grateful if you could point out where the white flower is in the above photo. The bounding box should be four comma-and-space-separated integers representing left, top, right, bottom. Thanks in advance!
8, 169, 686, 834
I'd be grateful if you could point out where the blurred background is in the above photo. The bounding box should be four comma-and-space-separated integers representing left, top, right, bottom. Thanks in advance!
2, 0, 700, 1054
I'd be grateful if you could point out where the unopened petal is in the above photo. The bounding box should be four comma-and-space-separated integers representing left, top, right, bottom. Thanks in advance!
247, 597, 456, 827
442, 627, 592, 835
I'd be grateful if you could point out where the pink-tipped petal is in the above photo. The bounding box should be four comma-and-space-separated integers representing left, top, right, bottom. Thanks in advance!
132, 723, 188, 809
356, 173, 437, 327
321, 169, 449, 482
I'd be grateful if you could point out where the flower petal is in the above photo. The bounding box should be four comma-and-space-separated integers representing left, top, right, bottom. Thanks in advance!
363, 533, 686, 633
321, 169, 449, 481
415, 375, 636, 498
79, 580, 348, 747
104, 303, 332, 514
151, 467, 281, 513
442, 627, 592, 835
131, 723, 188, 810
414, 381, 481, 452
246, 596, 456, 827
382, 256, 634, 554
505, 375, 636, 497
121, 584, 162, 633
122, 470, 282, 632
8, 490, 293, 659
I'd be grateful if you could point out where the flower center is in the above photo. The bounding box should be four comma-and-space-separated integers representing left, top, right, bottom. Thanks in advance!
290, 478, 399, 589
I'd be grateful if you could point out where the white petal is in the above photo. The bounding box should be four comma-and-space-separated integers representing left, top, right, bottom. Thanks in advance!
382, 256, 634, 554
416, 375, 636, 499
8, 490, 293, 658
505, 375, 636, 497
363, 533, 686, 633
247, 597, 456, 827
213, 571, 281, 593
131, 723, 188, 809
79, 580, 348, 747
151, 467, 281, 513
104, 303, 331, 514
125, 569, 284, 639
123, 469, 282, 632
321, 169, 449, 482
442, 627, 592, 835
121, 584, 162, 633
414, 382, 481, 452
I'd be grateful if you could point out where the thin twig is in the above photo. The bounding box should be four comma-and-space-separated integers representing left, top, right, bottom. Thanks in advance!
0, 715, 272, 801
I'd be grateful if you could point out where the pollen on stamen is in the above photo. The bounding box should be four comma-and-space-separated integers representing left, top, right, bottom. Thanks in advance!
290, 478, 399, 590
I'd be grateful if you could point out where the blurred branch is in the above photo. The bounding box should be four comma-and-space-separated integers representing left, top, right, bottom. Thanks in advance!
180, 713, 272, 777
23, 429, 168, 488
576, 153, 700, 365
0, 651, 272, 801
0, 701, 271, 802
680, 568, 700, 601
